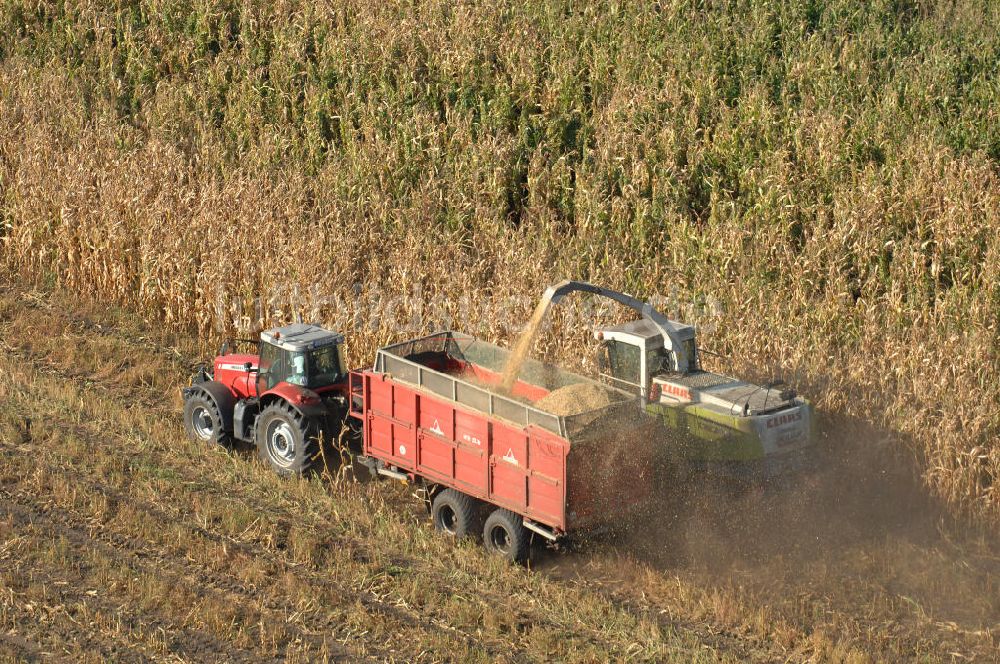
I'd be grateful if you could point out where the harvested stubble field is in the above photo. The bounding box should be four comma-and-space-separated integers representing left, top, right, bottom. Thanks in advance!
0, 285, 722, 662
2, 0, 1000, 660
0, 281, 997, 661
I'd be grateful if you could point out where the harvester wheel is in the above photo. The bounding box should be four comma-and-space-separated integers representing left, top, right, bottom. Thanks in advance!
431, 489, 483, 539
482, 509, 529, 564
183, 392, 229, 447
255, 402, 319, 477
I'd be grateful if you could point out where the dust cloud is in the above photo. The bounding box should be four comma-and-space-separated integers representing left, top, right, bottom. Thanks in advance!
543, 417, 1000, 648
501, 299, 997, 654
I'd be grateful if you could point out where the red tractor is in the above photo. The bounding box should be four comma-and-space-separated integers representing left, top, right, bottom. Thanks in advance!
181, 323, 351, 475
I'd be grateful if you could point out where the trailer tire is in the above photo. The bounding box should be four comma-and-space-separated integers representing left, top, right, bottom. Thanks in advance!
482, 509, 529, 564
183, 392, 230, 447
431, 489, 482, 539
255, 402, 319, 477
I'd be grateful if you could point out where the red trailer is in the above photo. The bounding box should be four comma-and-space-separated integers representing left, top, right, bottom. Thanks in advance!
349, 332, 658, 562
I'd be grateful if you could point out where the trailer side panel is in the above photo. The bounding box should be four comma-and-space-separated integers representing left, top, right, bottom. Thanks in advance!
358, 371, 568, 532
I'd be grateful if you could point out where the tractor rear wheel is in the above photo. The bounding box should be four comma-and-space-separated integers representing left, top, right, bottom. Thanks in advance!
255, 402, 319, 477
482, 509, 529, 564
183, 393, 229, 447
431, 489, 483, 539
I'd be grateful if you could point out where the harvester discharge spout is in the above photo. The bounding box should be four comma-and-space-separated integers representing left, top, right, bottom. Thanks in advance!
542, 280, 691, 373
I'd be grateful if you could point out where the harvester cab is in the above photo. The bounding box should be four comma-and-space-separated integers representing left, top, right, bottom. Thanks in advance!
543, 280, 815, 483
595, 317, 699, 396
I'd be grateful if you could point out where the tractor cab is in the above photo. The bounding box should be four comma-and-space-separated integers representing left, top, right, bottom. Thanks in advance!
257, 323, 347, 393
183, 322, 350, 478
595, 318, 698, 398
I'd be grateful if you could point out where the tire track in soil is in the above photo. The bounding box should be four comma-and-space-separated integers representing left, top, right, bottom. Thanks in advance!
2, 539, 227, 664
1, 289, 777, 662
17, 370, 753, 662
0, 444, 512, 664
1, 553, 158, 664
0, 631, 44, 663
0, 492, 339, 663
0, 381, 535, 663
551, 571, 774, 663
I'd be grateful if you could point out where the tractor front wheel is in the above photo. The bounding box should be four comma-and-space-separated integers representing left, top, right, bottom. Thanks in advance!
255, 402, 319, 477
183, 393, 229, 447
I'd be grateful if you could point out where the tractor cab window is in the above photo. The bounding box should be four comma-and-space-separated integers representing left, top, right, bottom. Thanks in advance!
307, 344, 344, 388
259, 342, 288, 391
258, 341, 344, 391
287, 352, 308, 386
600, 340, 642, 390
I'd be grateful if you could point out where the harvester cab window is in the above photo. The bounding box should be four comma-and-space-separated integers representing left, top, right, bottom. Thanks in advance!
682, 338, 699, 372
603, 340, 641, 388
646, 346, 673, 377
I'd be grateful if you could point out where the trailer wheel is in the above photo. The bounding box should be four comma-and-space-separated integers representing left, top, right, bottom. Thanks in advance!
183, 392, 229, 447
482, 509, 529, 564
255, 402, 319, 477
431, 489, 482, 539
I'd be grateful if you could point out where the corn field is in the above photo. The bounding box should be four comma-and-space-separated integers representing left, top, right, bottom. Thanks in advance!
1, 0, 998, 521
